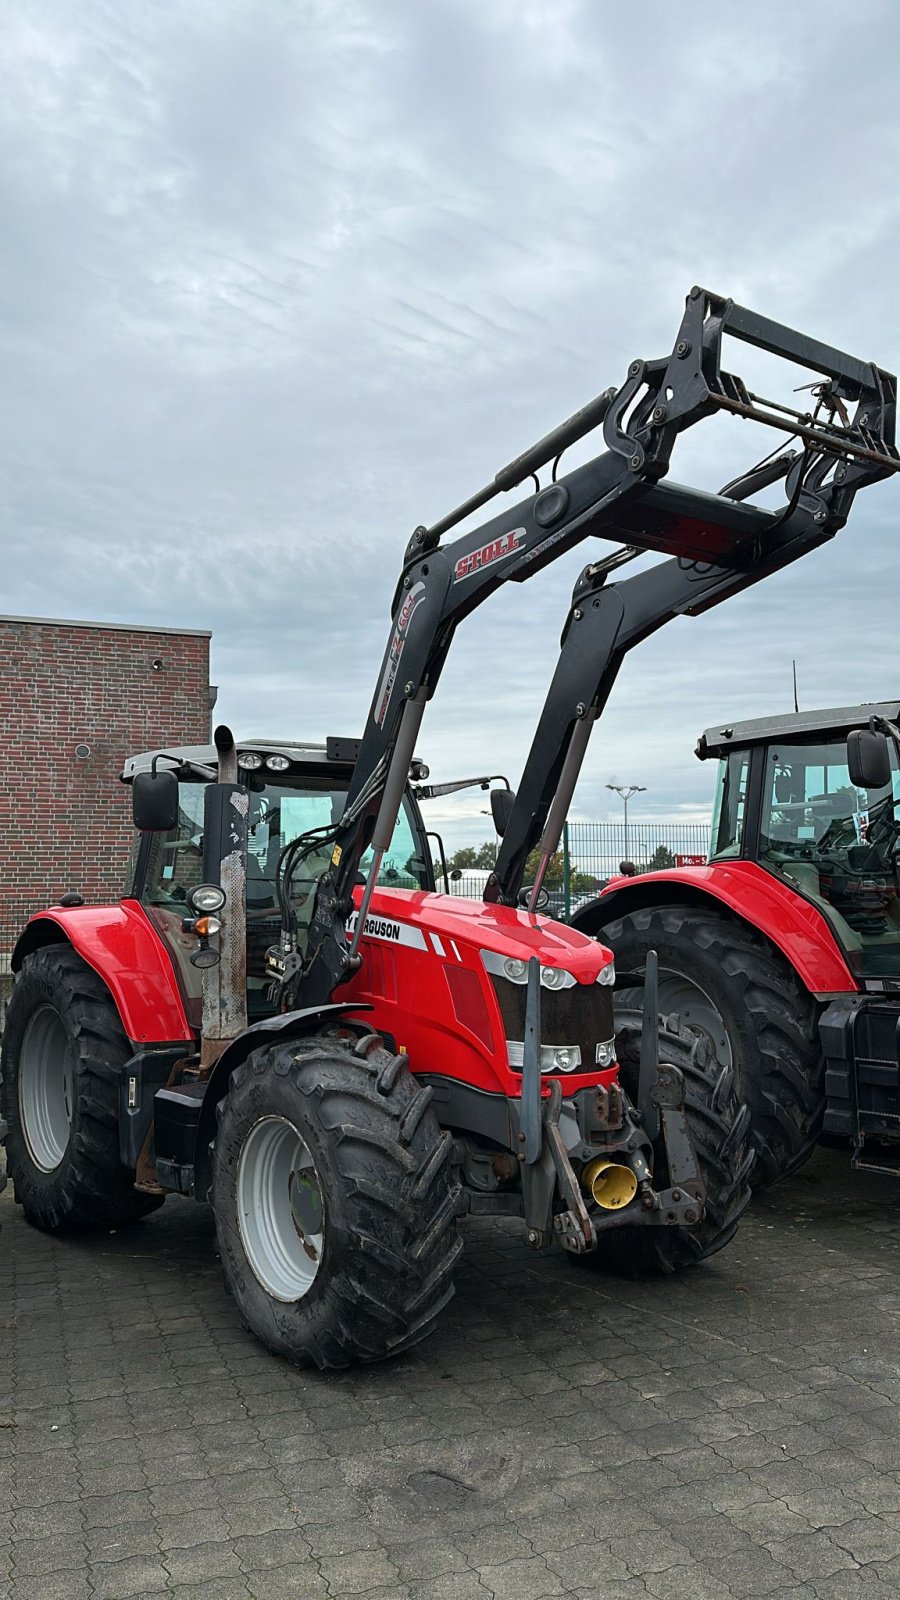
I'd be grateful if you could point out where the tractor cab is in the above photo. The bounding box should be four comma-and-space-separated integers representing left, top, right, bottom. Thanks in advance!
122, 739, 435, 1026
701, 701, 900, 981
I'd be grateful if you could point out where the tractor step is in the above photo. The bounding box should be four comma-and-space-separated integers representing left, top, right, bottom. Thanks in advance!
852, 1143, 900, 1176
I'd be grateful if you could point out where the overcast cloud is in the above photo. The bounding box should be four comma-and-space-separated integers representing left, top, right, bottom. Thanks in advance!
3, 0, 900, 851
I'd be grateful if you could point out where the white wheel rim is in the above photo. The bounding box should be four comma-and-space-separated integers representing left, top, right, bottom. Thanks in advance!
19, 1005, 75, 1172
618, 970, 732, 1068
236, 1116, 325, 1302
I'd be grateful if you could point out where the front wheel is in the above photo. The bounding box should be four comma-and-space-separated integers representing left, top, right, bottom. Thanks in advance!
211, 1028, 462, 1369
581, 1019, 754, 1274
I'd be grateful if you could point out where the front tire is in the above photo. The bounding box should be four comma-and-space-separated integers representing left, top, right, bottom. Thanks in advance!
591, 1019, 753, 1273
0, 945, 163, 1230
211, 1028, 462, 1369
597, 903, 824, 1188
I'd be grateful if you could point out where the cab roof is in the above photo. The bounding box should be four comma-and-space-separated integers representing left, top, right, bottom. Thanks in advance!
121, 737, 360, 782
696, 700, 900, 761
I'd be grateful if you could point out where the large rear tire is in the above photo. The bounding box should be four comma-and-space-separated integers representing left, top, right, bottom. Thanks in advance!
211, 1028, 462, 1369
0, 946, 163, 1230
589, 1019, 753, 1273
598, 903, 824, 1188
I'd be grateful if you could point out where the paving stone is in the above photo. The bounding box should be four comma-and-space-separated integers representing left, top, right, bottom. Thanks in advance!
163, 1539, 248, 1586
232, 1527, 313, 1570
10, 1532, 90, 1577
8, 1575, 96, 1600
318, 1548, 402, 1593
169, 1583, 253, 1600
84, 1519, 162, 1563
90, 1553, 172, 1597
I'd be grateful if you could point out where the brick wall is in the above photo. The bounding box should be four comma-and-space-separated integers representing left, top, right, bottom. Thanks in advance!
0, 617, 212, 954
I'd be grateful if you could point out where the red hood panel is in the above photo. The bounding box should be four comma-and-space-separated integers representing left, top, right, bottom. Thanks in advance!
353, 885, 614, 980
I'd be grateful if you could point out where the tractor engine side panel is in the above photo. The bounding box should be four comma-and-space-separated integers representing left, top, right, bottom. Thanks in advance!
12, 902, 194, 1045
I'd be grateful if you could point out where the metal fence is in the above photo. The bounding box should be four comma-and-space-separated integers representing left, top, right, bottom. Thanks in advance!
445, 818, 711, 918
566, 819, 710, 884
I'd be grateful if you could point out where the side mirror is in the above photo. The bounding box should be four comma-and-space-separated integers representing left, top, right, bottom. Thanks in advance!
132, 769, 179, 832
491, 787, 516, 837
848, 728, 891, 791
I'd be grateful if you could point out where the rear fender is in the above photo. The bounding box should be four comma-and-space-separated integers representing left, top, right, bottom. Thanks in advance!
191, 1002, 372, 1197
569, 864, 857, 997
12, 903, 194, 1044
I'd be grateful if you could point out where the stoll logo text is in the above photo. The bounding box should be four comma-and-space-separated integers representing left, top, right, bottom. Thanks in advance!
454, 529, 524, 581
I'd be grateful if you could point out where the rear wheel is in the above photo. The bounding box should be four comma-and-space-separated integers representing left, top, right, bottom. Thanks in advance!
211, 1028, 462, 1368
598, 903, 824, 1188
0, 946, 164, 1230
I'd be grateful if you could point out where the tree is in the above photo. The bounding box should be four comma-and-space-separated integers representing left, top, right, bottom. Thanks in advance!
645, 844, 676, 872
447, 845, 478, 871
524, 846, 564, 887
447, 840, 497, 872
570, 870, 601, 895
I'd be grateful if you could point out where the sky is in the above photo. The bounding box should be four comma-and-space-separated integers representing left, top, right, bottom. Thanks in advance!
3, 0, 900, 854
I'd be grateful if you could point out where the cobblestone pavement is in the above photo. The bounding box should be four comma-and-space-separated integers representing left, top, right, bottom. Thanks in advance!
2, 1148, 900, 1600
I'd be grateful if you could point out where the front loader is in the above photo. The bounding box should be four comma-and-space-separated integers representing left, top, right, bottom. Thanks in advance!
3, 286, 890, 1367
474, 297, 899, 1193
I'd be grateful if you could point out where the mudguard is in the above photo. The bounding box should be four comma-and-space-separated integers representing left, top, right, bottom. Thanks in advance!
191, 1003, 372, 1196
11, 902, 194, 1045
570, 862, 857, 998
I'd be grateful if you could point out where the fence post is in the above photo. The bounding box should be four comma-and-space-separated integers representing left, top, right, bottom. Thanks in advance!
562, 820, 571, 920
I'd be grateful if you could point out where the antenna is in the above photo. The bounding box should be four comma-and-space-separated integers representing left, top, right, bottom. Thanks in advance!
792, 659, 799, 714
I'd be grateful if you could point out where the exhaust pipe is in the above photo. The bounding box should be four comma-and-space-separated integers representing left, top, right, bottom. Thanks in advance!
581, 1157, 639, 1211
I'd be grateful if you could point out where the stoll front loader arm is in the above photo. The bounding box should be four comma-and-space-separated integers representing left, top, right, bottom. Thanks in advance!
482, 292, 899, 910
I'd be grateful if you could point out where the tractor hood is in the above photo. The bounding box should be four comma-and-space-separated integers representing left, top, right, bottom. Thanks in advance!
353, 885, 613, 983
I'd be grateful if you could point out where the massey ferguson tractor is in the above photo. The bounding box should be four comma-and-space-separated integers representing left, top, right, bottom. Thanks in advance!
1, 287, 895, 1368
570, 702, 900, 1188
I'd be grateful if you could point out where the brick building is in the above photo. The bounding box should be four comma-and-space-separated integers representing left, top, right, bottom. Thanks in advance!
0, 616, 214, 954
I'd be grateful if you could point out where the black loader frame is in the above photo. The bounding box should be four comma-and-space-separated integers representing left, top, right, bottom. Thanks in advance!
474, 293, 898, 911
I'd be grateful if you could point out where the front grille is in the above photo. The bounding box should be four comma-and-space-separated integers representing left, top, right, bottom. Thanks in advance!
489, 976, 615, 1067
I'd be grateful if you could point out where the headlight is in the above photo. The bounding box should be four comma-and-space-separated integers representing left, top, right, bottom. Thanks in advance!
237, 752, 263, 770
188, 883, 227, 913
266, 754, 291, 772
507, 1041, 582, 1072
596, 961, 615, 986
541, 965, 575, 991
595, 1038, 617, 1067
481, 950, 577, 988
190, 945, 221, 969
503, 957, 527, 982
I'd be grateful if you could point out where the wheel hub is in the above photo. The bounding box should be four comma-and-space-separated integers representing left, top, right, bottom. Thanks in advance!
237, 1116, 325, 1302
18, 1005, 74, 1172
618, 968, 732, 1068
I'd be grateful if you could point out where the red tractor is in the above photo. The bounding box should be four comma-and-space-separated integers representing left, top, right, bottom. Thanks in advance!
571, 703, 900, 1187
1, 288, 894, 1364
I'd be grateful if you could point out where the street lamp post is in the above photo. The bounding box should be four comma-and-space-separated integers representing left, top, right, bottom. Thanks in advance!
606, 783, 647, 866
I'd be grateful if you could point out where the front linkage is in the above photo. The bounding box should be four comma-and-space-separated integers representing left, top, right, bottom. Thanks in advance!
508, 952, 706, 1255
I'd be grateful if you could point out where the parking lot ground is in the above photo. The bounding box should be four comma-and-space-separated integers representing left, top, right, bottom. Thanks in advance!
2, 1146, 900, 1599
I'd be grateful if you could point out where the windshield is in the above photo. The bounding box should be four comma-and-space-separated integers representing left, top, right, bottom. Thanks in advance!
140, 774, 432, 1023
142, 775, 430, 912
759, 738, 900, 978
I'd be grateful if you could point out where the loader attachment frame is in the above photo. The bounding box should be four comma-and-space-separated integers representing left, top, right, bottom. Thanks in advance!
269, 287, 897, 1007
